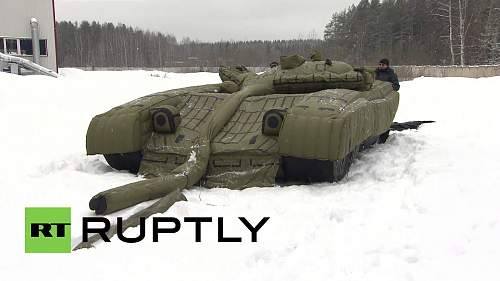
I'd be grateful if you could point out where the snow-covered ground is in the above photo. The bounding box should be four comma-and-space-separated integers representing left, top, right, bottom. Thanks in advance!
1, 69, 499, 281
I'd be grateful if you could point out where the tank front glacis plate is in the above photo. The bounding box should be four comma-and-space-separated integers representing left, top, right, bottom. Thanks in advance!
211, 93, 306, 154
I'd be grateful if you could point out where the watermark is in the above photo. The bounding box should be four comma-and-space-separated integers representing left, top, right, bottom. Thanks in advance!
25, 207, 269, 253
83, 216, 270, 243
25, 207, 71, 253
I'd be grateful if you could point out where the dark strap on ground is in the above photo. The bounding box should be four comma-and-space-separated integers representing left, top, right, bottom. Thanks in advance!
390, 121, 435, 131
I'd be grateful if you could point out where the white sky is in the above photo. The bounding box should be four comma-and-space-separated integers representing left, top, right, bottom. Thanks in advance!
54, 0, 360, 42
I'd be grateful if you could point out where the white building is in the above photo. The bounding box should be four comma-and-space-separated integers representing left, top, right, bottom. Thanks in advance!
0, 0, 58, 72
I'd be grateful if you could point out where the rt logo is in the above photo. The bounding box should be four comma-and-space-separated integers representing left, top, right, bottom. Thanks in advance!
25, 207, 71, 253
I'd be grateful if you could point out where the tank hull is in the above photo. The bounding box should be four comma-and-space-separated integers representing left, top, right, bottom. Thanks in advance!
89, 81, 398, 189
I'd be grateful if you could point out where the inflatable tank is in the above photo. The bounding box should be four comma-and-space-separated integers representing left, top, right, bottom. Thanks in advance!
78, 54, 399, 248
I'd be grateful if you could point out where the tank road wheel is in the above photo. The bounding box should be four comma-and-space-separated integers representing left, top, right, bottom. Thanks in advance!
331, 151, 355, 182
103, 152, 143, 174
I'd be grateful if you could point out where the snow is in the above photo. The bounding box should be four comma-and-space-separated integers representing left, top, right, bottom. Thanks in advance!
1, 69, 500, 281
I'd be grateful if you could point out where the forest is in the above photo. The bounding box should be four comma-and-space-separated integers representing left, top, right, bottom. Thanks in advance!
56, 20, 323, 67
56, 0, 499, 67
324, 0, 500, 65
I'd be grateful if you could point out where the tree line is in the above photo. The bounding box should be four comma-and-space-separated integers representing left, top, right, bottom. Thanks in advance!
56, 0, 499, 68
56, 21, 324, 68
324, 0, 500, 66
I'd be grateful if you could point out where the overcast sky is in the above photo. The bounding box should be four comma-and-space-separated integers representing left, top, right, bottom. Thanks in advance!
55, 0, 359, 42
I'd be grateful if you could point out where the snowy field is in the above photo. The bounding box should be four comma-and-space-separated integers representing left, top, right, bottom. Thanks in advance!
1, 69, 500, 281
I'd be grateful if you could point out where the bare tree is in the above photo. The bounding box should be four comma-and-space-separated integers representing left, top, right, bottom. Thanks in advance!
458, 0, 466, 65
434, 0, 456, 65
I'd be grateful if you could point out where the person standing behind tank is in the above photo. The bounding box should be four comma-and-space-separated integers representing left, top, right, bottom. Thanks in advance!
375, 58, 400, 91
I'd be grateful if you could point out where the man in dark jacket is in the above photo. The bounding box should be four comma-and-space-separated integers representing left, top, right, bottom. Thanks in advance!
375, 58, 400, 91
